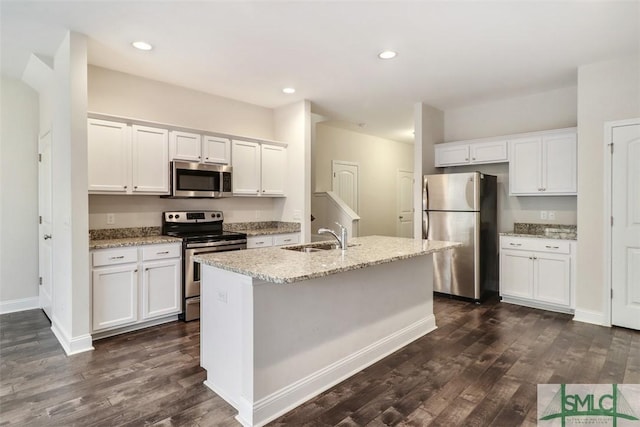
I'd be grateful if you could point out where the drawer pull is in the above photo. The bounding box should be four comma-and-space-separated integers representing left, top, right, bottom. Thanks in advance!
156, 251, 170, 255
509, 243, 522, 247
255, 242, 264, 245
283, 239, 292, 242
109, 256, 125, 260
545, 245, 559, 249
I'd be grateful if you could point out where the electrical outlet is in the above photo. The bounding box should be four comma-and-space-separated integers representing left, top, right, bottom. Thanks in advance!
548, 211, 556, 220
106, 213, 115, 225
217, 290, 228, 304
540, 211, 548, 220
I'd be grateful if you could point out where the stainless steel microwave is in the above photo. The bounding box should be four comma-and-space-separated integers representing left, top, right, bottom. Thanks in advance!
169, 161, 232, 198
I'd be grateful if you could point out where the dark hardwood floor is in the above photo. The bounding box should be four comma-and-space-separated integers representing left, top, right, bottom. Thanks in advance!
1, 296, 638, 426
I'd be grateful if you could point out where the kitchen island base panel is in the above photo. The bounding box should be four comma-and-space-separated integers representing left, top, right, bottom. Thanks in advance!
201, 255, 435, 427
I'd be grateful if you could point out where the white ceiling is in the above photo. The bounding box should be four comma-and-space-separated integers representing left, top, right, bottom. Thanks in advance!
2, 1, 638, 143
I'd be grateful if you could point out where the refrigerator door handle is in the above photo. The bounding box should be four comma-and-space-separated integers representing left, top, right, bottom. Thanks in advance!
422, 176, 429, 210
422, 211, 429, 239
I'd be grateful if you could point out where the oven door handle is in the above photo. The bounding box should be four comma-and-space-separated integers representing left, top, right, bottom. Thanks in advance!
185, 240, 247, 249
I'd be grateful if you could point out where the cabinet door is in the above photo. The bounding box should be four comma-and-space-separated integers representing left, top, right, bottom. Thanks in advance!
141, 258, 181, 320
509, 137, 542, 195
132, 125, 169, 194
542, 133, 577, 194
170, 131, 201, 162
92, 264, 138, 331
470, 140, 508, 164
203, 136, 230, 164
261, 144, 286, 196
435, 144, 470, 167
534, 253, 571, 307
88, 119, 131, 193
500, 249, 533, 299
232, 140, 261, 195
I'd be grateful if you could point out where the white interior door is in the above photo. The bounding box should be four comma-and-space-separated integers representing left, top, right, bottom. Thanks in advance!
611, 121, 640, 330
38, 130, 53, 320
332, 161, 359, 213
397, 170, 414, 237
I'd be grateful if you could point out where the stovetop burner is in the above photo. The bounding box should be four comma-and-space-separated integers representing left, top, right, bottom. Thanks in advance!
162, 210, 246, 243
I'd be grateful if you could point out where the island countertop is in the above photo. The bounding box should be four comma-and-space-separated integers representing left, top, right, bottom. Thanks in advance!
194, 235, 461, 284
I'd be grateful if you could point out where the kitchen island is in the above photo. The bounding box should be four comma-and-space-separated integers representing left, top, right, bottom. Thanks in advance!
194, 235, 460, 427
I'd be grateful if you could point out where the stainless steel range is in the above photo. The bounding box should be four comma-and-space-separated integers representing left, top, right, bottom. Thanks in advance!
162, 211, 247, 321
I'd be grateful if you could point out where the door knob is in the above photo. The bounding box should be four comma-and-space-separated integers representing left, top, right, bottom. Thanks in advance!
43, 234, 52, 240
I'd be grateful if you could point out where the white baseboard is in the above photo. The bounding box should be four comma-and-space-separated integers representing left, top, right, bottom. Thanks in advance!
51, 316, 94, 356
0, 297, 40, 314
573, 308, 608, 326
500, 297, 574, 315
91, 315, 179, 340
217, 315, 436, 427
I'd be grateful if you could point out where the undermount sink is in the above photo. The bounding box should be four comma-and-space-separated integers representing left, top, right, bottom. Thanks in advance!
282, 242, 339, 252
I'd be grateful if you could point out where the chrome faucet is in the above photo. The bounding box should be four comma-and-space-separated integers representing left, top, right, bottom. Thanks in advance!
318, 222, 348, 250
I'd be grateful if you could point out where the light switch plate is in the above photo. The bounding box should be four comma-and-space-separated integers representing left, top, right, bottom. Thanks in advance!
540, 211, 548, 220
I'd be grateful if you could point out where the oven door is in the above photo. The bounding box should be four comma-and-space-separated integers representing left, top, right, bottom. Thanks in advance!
184, 241, 248, 298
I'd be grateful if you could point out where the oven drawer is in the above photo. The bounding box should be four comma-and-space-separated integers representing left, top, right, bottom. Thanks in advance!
142, 244, 181, 261
184, 297, 200, 321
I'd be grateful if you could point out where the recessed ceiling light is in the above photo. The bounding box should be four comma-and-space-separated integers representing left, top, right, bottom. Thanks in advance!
132, 41, 153, 51
378, 50, 397, 60
282, 87, 296, 94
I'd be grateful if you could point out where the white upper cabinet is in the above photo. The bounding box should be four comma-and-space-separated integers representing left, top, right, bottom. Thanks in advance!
232, 140, 261, 195
170, 131, 231, 165
203, 136, 231, 165
169, 131, 201, 162
88, 119, 131, 193
470, 140, 508, 164
435, 144, 470, 166
132, 125, 169, 194
232, 140, 286, 196
435, 140, 507, 167
509, 130, 577, 196
88, 119, 169, 195
260, 144, 286, 196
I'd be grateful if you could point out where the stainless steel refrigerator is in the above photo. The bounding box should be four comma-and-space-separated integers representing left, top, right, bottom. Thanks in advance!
423, 172, 498, 301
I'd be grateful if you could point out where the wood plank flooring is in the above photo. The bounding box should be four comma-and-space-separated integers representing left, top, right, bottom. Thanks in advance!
1, 296, 638, 426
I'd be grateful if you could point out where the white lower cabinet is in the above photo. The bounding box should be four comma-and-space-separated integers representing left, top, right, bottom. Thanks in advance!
141, 258, 181, 320
92, 263, 138, 331
91, 243, 181, 335
499, 236, 575, 313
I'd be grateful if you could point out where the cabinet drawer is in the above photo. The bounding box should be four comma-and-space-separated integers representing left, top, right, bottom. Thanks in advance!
273, 233, 300, 246
501, 236, 571, 254
142, 244, 181, 261
92, 248, 138, 267
247, 236, 273, 249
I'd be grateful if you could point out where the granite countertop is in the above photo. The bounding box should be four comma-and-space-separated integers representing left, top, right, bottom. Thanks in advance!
194, 235, 461, 284
500, 223, 577, 241
89, 236, 183, 250
223, 221, 301, 237
89, 227, 182, 250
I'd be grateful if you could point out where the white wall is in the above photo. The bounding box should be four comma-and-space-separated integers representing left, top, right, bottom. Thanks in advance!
273, 101, 311, 242
415, 103, 445, 238
314, 123, 413, 237
0, 76, 40, 311
441, 86, 579, 231
87, 66, 282, 228
444, 86, 578, 141
576, 54, 640, 322
50, 32, 91, 353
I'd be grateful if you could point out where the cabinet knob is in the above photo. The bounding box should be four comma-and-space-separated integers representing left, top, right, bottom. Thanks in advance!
134, 186, 138, 189
124, 185, 128, 189
465, 158, 469, 161
472, 157, 476, 161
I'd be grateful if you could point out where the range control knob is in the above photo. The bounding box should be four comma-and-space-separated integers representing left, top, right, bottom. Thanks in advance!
175, 214, 180, 219
211, 213, 215, 218
168, 214, 174, 219
216, 213, 221, 218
